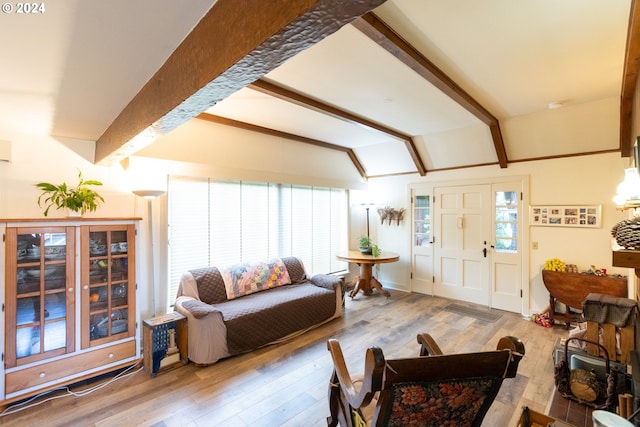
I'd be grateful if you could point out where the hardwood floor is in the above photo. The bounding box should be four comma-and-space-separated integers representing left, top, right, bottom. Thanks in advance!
0, 291, 567, 426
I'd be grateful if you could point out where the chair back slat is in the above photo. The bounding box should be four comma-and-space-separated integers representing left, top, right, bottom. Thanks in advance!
374, 351, 512, 426
382, 351, 511, 384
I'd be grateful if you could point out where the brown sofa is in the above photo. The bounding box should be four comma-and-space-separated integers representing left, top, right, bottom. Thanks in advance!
174, 257, 343, 365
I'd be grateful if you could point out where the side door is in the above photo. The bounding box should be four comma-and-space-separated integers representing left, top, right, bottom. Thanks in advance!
491, 182, 523, 313
433, 184, 491, 306
410, 185, 433, 294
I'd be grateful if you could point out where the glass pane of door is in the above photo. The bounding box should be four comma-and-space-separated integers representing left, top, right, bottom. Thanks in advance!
495, 191, 518, 253
414, 195, 431, 247
12, 229, 72, 366
87, 227, 130, 343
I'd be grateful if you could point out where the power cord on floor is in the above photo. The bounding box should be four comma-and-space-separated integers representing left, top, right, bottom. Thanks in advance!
0, 361, 144, 417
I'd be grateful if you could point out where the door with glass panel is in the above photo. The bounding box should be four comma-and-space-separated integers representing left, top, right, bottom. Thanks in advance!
491, 183, 523, 312
5, 227, 75, 367
410, 186, 433, 294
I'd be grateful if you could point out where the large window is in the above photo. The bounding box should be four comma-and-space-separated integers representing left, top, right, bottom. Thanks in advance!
167, 176, 348, 303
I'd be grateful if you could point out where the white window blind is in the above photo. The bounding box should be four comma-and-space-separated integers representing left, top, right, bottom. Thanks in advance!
167, 177, 210, 303
210, 180, 241, 265
167, 177, 348, 306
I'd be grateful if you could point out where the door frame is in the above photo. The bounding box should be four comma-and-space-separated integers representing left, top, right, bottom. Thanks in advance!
408, 175, 530, 316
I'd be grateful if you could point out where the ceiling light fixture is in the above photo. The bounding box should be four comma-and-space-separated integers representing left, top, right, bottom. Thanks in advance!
547, 101, 564, 110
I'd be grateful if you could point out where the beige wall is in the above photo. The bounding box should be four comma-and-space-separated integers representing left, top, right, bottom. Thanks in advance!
362, 152, 631, 315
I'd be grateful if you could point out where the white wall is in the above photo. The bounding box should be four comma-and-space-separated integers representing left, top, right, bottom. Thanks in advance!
358, 152, 631, 315
136, 118, 367, 190
0, 134, 136, 218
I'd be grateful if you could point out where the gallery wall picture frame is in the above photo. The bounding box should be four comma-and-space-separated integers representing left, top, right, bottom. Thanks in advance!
529, 205, 601, 228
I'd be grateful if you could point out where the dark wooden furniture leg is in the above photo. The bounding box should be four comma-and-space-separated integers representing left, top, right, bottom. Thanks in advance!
349, 264, 390, 298
370, 277, 390, 298
349, 263, 372, 297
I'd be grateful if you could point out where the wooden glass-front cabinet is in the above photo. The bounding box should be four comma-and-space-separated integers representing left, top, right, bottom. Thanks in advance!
1, 218, 140, 406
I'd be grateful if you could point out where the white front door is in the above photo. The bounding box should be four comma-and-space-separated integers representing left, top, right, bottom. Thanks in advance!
491, 182, 523, 312
410, 186, 433, 294
433, 185, 491, 305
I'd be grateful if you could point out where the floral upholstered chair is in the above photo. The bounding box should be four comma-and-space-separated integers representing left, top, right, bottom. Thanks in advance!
326, 333, 525, 427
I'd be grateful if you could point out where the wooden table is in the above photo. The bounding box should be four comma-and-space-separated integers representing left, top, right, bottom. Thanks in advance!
541, 270, 628, 324
336, 250, 399, 298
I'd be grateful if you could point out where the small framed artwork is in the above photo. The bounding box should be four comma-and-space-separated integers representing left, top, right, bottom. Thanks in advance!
529, 205, 601, 228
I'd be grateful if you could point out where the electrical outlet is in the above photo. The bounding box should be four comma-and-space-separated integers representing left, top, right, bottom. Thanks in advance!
532, 241, 539, 250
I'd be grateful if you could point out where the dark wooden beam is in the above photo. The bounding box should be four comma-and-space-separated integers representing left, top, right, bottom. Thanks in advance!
196, 113, 368, 180
352, 12, 509, 169
94, 0, 387, 165
250, 79, 408, 142
249, 79, 427, 176
620, 0, 640, 158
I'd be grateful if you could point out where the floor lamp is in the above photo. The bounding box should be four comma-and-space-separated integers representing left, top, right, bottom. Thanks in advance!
365, 206, 371, 240
133, 190, 166, 316
361, 203, 375, 241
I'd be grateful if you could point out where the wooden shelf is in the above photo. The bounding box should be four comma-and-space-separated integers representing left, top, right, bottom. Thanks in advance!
613, 250, 640, 301
613, 249, 640, 269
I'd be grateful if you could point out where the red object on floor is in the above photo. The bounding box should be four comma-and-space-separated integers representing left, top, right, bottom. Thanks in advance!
536, 312, 552, 328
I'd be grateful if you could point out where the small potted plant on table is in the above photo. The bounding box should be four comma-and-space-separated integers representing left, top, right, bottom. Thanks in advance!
359, 236, 373, 255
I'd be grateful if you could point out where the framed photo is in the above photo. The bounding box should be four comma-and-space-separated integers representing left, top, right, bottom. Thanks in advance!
529, 205, 601, 228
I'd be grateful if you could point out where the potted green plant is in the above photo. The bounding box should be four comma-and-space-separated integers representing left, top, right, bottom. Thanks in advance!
359, 236, 372, 254
35, 170, 105, 216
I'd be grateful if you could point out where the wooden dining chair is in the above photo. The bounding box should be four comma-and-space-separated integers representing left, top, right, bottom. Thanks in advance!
327, 333, 525, 427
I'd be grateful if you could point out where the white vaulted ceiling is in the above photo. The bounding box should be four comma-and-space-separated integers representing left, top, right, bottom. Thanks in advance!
0, 0, 635, 179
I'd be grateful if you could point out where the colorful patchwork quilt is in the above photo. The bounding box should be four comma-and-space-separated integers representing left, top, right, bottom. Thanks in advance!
220, 258, 291, 300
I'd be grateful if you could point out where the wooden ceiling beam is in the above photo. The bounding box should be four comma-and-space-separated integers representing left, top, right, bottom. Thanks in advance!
197, 112, 368, 180
251, 79, 408, 142
620, 0, 640, 158
94, 0, 387, 165
352, 12, 509, 169
249, 79, 427, 176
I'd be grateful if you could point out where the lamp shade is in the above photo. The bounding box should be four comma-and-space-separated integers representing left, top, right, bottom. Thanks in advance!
614, 168, 640, 209
132, 190, 166, 199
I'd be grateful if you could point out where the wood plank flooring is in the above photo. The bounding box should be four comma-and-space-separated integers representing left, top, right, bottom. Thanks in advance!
0, 291, 567, 427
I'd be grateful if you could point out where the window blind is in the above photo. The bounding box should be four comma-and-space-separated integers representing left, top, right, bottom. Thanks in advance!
167, 176, 210, 304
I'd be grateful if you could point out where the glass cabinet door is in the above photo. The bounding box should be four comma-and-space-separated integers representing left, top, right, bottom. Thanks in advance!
81, 224, 136, 348
5, 227, 75, 368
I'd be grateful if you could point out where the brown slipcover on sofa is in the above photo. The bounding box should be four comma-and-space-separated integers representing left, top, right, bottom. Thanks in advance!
174, 257, 343, 365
